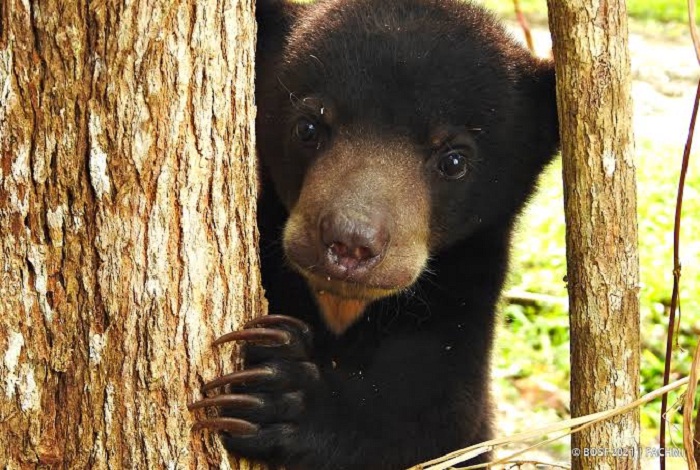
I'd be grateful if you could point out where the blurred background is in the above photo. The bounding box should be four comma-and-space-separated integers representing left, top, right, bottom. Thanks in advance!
472, 1, 700, 467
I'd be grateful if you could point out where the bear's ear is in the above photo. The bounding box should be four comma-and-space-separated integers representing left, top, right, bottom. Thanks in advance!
257, 0, 306, 62
518, 59, 560, 164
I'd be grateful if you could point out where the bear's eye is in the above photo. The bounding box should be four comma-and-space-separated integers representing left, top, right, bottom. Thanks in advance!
294, 118, 319, 143
437, 152, 468, 180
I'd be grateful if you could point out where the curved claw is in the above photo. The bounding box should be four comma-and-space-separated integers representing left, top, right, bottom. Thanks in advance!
188, 394, 263, 411
243, 315, 310, 334
192, 417, 259, 435
213, 328, 291, 347
202, 368, 274, 393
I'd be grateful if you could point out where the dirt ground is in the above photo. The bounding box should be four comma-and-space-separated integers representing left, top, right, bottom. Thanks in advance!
487, 21, 700, 470
526, 22, 700, 147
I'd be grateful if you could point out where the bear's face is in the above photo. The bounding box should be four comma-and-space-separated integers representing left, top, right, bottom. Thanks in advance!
256, 0, 558, 333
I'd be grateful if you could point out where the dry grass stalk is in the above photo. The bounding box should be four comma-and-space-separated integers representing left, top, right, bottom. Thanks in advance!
411, 377, 690, 470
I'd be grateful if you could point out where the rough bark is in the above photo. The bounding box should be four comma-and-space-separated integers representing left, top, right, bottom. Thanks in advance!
546, 2, 641, 469
0, 0, 262, 468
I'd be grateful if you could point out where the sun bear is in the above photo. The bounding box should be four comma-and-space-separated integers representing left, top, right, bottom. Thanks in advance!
189, 0, 559, 468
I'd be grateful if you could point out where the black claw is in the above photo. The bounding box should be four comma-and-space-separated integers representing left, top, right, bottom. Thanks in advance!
202, 368, 274, 392
213, 328, 292, 347
192, 417, 259, 435
243, 315, 310, 333
188, 394, 263, 411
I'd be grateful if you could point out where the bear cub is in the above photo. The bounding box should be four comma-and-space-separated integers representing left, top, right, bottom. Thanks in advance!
191, 1, 559, 469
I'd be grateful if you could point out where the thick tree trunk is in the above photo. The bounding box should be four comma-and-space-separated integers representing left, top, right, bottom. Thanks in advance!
0, 0, 262, 468
546, 2, 640, 469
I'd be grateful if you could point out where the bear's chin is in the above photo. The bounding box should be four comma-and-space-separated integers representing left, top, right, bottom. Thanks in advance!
313, 292, 371, 335
302, 275, 402, 334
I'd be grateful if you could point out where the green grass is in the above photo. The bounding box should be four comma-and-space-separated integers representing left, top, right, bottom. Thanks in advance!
497, 135, 700, 453
628, 0, 689, 22
475, 0, 691, 23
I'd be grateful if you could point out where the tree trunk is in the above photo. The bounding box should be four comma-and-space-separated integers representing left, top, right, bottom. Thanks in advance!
546, 2, 640, 469
0, 0, 263, 468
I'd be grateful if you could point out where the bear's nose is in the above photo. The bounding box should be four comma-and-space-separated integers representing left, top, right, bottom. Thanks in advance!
319, 210, 389, 278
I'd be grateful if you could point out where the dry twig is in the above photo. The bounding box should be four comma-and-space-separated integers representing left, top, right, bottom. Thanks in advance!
659, 2, 700, 469
513, 0, 534, 52
411, 378, 690, 470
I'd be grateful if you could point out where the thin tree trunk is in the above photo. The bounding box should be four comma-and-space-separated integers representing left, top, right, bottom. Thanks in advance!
0, 0, 262, 467
546, 2, 640, 469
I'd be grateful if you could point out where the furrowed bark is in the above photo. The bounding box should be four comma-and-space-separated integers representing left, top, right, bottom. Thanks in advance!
0, 0, 263, 467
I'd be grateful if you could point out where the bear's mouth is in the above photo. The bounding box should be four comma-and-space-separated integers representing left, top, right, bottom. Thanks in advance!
284, 223, 428, 334
302, 273, 401, 334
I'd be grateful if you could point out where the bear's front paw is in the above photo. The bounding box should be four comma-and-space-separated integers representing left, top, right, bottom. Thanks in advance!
189, 315, 319, 460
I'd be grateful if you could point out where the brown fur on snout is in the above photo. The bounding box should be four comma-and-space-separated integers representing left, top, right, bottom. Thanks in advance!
284, 136, 431, 334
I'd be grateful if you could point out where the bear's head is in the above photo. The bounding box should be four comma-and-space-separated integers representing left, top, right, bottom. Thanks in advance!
256, 0, 559, 333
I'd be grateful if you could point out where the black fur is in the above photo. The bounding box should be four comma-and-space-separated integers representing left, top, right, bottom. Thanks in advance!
208, 1, 559, 468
